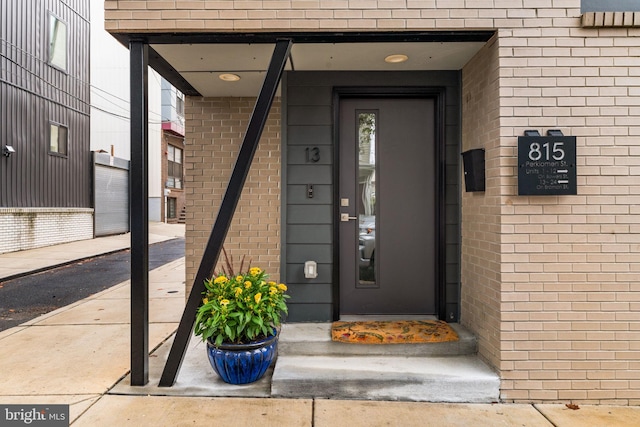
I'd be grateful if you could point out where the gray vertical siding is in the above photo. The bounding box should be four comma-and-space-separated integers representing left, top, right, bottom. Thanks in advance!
284, 71, 461, 322
0, 0, 91, 208
284, 74, 335, 321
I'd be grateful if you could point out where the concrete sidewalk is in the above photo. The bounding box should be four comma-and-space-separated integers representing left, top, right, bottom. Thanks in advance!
1, 222, 639, 426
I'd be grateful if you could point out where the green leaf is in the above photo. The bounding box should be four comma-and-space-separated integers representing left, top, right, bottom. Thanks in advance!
253, 316, 264, 328
203, 329, 214, 340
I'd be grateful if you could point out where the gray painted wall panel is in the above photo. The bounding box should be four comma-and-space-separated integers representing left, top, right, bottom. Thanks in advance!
286, 284, 333, 304
286, 244, 333, 264
286, 263, 333, 283
287, 86, 332, 105
287, 304, 333, 322
288, 125, 333, 145
445, 266, 460, 287
287, 165, 333, 184
286, 71, 462, 88
287, 184, 333, 204
287, 224, 332, 244
287, 205, 332, 224
287, 106, 332, 126
288, 146, 332, 165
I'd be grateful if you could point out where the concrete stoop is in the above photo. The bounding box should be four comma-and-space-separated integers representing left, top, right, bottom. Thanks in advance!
271, 323, 500, 403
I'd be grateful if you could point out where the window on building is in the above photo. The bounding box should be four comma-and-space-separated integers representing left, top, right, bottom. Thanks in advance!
167, 198, 177, 219
167, 145, 183, 189
50, 123, 68, 156
48, 13, 67, 71
176, 92, 185, 116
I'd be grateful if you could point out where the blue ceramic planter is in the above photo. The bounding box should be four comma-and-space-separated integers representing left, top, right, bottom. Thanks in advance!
206, 333, 278, 385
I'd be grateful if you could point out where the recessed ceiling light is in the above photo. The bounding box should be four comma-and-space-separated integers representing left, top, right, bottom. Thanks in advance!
219, 73, 240, 82
384, 54, 408, 64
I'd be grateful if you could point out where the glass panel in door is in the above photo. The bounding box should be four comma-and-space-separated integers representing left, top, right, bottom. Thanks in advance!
358, 111, 377, 287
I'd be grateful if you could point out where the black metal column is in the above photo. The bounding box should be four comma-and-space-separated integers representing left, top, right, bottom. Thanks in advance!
130, 40, 149, 386
159, 39, 292, 387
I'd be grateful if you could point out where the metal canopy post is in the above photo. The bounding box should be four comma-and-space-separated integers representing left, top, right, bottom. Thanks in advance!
130, 40, 150, 386
158, 39, 293, 387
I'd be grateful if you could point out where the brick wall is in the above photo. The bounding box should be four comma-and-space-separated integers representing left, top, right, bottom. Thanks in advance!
184, 97, 282, 293
461, 33, 502, 375
463, 21, 640, 404
0, 208, 94, 254
494, 22, 640, 404
103, 1, 595, 33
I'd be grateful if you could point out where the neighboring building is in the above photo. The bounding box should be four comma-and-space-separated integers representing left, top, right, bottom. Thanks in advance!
160, 79, 186, 223
0, 0, 92, 253
0, 0, 168, 251
105, 1, 640, 404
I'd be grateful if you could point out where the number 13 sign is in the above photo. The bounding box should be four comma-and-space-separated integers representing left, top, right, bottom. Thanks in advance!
518, 136, 577, 196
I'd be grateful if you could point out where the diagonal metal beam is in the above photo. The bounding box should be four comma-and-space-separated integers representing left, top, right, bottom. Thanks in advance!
159, 39, 292, 387
129, 40, 150, 386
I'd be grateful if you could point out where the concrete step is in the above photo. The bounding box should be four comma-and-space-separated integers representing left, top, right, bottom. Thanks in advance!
271, 354, 500, 403
271, 323, 500, 403
278, 323, 477, 357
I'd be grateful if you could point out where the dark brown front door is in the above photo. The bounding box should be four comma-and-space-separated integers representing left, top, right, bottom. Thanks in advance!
339, 97, 437, 315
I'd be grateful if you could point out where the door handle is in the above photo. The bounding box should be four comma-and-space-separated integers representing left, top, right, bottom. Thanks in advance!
341, 213, 357, 222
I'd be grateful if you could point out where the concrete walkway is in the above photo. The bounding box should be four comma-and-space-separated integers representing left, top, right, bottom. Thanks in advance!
1, 222, 639, 426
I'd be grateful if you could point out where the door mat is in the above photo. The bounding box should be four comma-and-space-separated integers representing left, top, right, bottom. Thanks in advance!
331, 320, 459, 344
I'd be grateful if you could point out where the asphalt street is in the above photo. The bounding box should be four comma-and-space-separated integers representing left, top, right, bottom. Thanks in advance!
0, 237, 184, 331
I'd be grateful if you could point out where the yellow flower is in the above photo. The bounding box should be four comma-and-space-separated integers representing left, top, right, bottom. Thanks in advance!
268, 281, 277, 286
254, 293, 262, 304
236, 275, 243, 282
278, 283, 287, 292
245, 281, 252, 289
213, 276, 228, 285
234, 287, 243, 297
220, 299, 230, 306
249, 267, 262, 276
269, 286, 278, 295
202, 298, 209, 304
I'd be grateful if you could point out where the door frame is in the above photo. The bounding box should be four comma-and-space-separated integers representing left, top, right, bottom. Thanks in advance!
332, 86, 447, 321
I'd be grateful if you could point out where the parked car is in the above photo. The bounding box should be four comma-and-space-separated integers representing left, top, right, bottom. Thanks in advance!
358, 215, 375, 268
